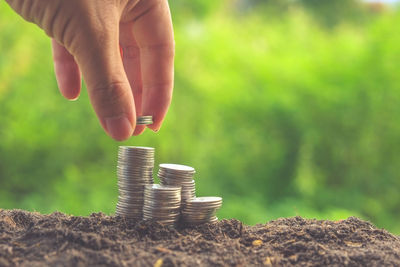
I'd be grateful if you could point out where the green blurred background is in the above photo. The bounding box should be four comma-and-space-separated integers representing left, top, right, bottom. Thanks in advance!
1, 0, 400, 233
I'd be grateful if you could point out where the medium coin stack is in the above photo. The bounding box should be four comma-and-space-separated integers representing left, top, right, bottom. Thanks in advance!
137, 116, 153, 125
181, 197, 222, 225
158, 164, 196, 202
116, 146, 155, 219
143, 184, 182, 225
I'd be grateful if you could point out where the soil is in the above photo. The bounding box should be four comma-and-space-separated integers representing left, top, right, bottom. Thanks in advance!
0, 210, 399, 266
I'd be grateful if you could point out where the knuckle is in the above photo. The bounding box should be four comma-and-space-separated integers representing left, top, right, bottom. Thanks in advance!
10, 0, 35, 22
123, 46, 140, 59
91, 81, 131, 114
144, 82, 173, 108
42, 4, 63, 38
141, 43, 175, 57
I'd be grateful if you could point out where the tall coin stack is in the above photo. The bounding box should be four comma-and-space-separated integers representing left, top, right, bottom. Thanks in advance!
181, 197, 222, 225
116, 146, 155, 219
143, 184, 182, 226
158, 164, 196, 202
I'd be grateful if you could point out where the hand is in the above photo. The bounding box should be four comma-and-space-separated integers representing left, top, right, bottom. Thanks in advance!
5, 0, 175, 141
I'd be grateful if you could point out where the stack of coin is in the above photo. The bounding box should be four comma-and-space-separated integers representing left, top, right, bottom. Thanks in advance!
116, 146, 155, 219
137, 116, 153, 125
181, 197, 222, 225
158, 164, 196, 202
143, 184, 181, 225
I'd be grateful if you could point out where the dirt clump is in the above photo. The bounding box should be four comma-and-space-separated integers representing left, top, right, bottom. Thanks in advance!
0, 209, 399, 266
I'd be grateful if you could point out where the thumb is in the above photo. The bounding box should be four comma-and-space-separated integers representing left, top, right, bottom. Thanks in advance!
70, 20, 136, 141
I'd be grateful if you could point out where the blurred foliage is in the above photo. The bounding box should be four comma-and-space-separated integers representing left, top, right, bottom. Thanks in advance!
1, 1, 400, 233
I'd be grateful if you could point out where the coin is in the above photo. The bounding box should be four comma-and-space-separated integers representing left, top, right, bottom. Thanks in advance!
181, 196, 222, 225
143, 184, 181, 226
159, 163, 195, 173
115, 146, 155, 219
158, 163, 197, 202
137, 116, 153, 125
115, 147, 223, 226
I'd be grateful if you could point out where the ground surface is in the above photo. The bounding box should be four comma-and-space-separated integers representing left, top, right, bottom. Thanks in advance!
0, 210, 400, 266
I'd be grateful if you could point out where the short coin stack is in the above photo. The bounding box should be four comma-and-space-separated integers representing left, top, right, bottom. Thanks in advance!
116, 146, 155, 219
137, 116, 153, 125
143, 184, 182, 226
158, 164, 196, 202
181, 197, 222, 225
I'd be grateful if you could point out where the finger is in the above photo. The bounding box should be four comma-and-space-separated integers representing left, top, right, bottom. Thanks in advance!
132, 0, 175, 132
120, 23, 146, 136
51, 39, 81, 100
70, 19, 135, 141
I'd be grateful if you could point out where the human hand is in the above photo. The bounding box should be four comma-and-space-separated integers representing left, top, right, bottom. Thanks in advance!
5, 0, 175, 141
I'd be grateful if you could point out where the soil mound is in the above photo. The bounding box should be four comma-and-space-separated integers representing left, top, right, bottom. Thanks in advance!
0, 209, 399, 266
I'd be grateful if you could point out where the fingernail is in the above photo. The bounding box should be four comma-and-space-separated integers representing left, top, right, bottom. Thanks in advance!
68, 96, 79, 102
105, 115, 133, 141
147, 126, 159, 133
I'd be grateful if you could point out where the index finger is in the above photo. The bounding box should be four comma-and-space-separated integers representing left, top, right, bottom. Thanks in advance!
132, 0, 175, 132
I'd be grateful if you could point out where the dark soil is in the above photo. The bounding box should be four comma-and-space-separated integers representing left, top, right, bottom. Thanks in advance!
0, 209, 399, 266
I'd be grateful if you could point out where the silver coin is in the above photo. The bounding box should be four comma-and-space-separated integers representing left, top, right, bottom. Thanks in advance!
142, 184, 182, 226
136, 116, 153, 125
157, 165, 197, 204
116, 147, 222, 226
159, 163, 195, 173
116, 146, 155, 219
181, 196, 222, 225
145, 184, 181, 191
188, 196, 222, 203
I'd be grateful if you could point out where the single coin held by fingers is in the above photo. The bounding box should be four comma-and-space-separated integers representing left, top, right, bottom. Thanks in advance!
136, 116, 153, 125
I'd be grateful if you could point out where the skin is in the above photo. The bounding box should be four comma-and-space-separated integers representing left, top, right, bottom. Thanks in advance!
5, 0, 175, 141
